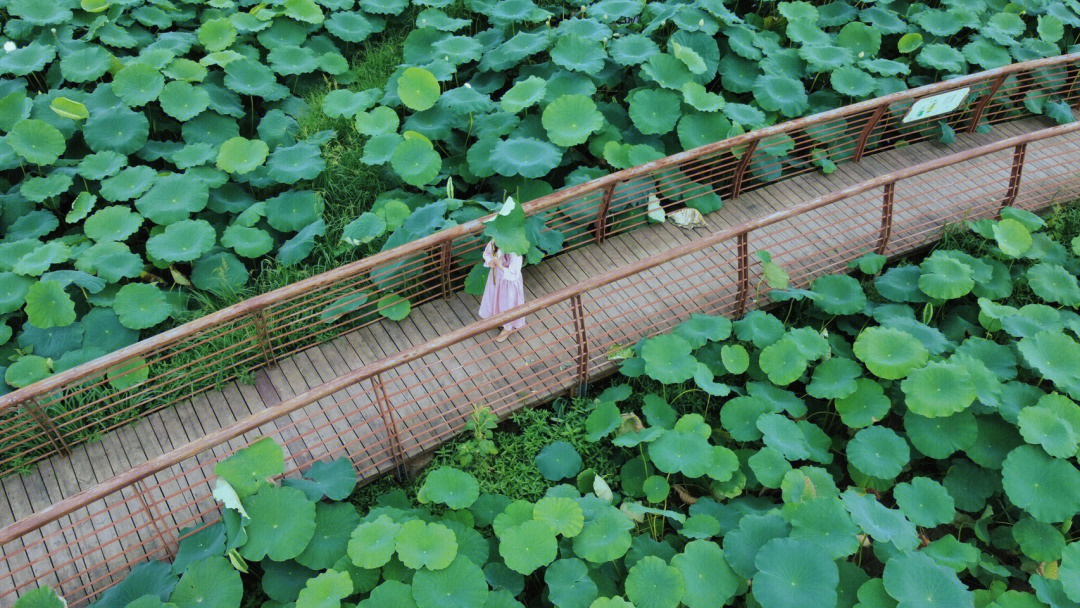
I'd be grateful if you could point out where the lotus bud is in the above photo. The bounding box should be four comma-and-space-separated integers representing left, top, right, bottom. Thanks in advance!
2, 41, 15, 53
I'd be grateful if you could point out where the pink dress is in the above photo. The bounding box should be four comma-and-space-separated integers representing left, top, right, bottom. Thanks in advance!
478, 241, 526, 330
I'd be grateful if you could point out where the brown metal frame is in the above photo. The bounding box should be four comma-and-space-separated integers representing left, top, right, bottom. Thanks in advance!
1, 53, 1079, 478
3, 121, 1079, 607
1003, 143, 1028, 213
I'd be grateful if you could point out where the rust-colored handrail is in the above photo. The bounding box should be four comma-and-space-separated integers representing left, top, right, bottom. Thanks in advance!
1, 52, 1078, 476
5, 120, 1077, 548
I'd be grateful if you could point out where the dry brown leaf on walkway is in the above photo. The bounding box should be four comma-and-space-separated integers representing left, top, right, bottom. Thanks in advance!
669, 208, 706, 229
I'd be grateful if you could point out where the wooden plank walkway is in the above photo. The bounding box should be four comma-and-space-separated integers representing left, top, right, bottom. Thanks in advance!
3, 116, 1080, 606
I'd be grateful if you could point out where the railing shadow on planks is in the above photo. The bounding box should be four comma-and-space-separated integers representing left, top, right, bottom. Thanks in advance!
2, 120, 1080, 608
2, 54, 1080, 477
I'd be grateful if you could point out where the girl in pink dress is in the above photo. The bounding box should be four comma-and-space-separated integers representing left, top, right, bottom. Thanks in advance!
478, 239, 526, 342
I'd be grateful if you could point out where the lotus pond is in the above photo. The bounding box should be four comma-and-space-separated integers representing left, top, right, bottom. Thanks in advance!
3, 0, 1080, 396
15, 203, 1080, 608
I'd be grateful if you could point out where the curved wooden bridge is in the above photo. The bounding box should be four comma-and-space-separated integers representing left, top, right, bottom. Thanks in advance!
3, 55, 1080, 607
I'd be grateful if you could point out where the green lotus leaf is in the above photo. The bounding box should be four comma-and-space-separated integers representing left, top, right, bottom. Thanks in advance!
830, 66, 877, 98
624, 556, 684, 608
1002, 444, 1080, 522
754, 538, 838, 608
18, 172, 70, 203
101, 166, 156, 202
147, 219, 217, 263
84, 206, 144, 243
573, 501, 633, 563
848, 426, 910, 479
265, 190, 324, 233
60, 46, 111, 83
348, 514, 401, 569
1028, 263, 1080, 307
527, 497, 581, 538
628, 88, 681, 135
239, 485, 317, 561
397, 67, 440, 111
192, 251, 249, 294
224, 59, 283, 99
490, 137, 562, 179
168, 557, 241, 608
12, 587, 66, 608
800, 45, 855, 74
1018, 331, 1080, 396
841, 490, 918, 552
376, 293, 410, 321
85, 105, 151, 154
584, 401, 621, 442
897, 32, 923, 54
8, 119, 65, 165
322, 89, 380, 119
672, 41, 706, 74
496, 519, 557, 575
390, 136, 441, 187
14, 241, 71, 277
545, 557, 598, 607
357, 580, 416, 608
894, 477, 955, 528
24, 280, 76, 329
325, 11, 377, 42
883, 551, 972, 608
5, 355, 51, 388
114, 62, 165, 107
197, 17, 236, 52
135, 174, 210, 225
216, 137, 269, 175
0, 273, 33, 314
411, 555, 488, 608
354, 107, 399, 137
917, 44, 966, 73
78, 151, 127, 181
610, 34, 660, 66
901, 361, 976, 418
533, 441, 582, 481
668, 540, 738, 607
417, 466, 479, 508
394, 519, 457, 570
49, 97, 88, 121
550, 34, 606, 75
1013, 518, 1065, 562
542, 95, 603, 147
268, 46, 319, 76
221, 225, 273, 258
758, 337, 807, 386
158, 81, 210, 122
904, 409, 976, 459
1017, 393, 1080, 458
854, 326, 929, 380
641, 333, 697, 384
649, 427, 712, 478
212, 437, 284, 500
113, 283, 171, 330
752, 75, 808, 118
74, 241, 143, 283
673, 313, 732, 348
806, 357, 860, 400
991, 218, 1032, 257
500, 76, 547, 114
0, 41, 55, 77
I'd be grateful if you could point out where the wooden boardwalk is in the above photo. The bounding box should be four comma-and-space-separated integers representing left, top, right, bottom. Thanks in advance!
3, 116, 1080, 606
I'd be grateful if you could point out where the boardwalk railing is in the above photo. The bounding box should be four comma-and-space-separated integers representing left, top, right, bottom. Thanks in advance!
2, 54, 1079, 476
3, 121, 1079, 608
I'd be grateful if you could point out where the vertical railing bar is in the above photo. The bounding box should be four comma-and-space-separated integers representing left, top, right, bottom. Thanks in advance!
876, 181, 896, 255
372, 373, 407, 480
735, 232, 750, 317
853, 105, 889, 163
22, 397, 70, 457
133, 479, 177, 560
730, 138, 759, 200
1001, 142, 1028, 214
569, 295, 589, 397
595, 183, 617, 244
967, 73, 1007, 133
253, 309, 277, 367
439, 239, 453, 300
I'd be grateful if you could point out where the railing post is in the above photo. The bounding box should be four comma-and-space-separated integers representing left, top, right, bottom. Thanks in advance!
735, 232, 750, 317
1001, 142, 1027, 214
730, 138, 759, 200
967, 74, 1006, 134
876, 181, 896, 255
133, 479, 177, 560
594, 183, 616, 244
22, 397, 69, 457
853, 105, 888, 163
253, 308, 277, 367
439, 239, 453, 299
372, 374, 407, 480
569, 295, 589, 397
